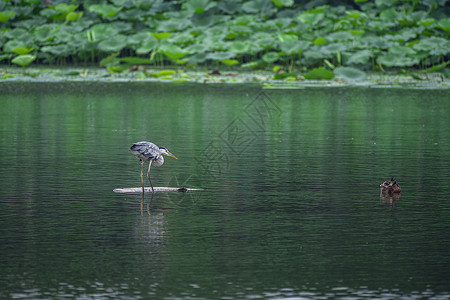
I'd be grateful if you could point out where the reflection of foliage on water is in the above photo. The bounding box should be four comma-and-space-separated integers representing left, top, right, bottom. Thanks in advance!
0, 0, 449, 77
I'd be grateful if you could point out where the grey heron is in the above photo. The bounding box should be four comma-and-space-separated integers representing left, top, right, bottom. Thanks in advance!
130, 141, 177, 193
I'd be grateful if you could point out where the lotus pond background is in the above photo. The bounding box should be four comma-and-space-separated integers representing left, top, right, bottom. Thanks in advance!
1, 82, 450, 299
1, 0, 449, 79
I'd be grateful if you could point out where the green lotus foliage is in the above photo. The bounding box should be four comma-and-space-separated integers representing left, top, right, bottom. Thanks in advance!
0, 10, 15, 22
12, 54, 36, 67
0, 0, 448, 77
304, 67, 334, 80
88, 4, 122, 19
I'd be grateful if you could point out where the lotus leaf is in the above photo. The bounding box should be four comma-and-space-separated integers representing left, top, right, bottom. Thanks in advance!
0, 10, 15, 22
159, 19, 192, 32
206, 52, 236, 60
187, 44, 210, 54
320, 43, 347, 56
198, 34, 222, 50
425, 61, 449, 72
346, 50, 372, 65
279, 41, 308, 55
221, 59, 239, 66
107, 65, 129, 73
184, 0, 216, 14
388, 45, 416, 56
377, 53, 419, 67
12, 47, 34, 55
386, 28, 418, 43
418, 18, 435, 27
100, 52, 120, 66
152, 32, 171, 40
272, 0, 294, 8
191, 12, 215, 28
160, 44, 186, 60
66, 11, 83, 22
327, 31, 354, 42
303, 49, 326, 60
39, 4, 78, 21
110, 22, 133, 34
40, 8, 60, 20
41, 45, 71, 56
128, 32, 153, 45
5, 28, 34, 43
437, 18, 450, 31
89, 4, 122, 18
230, 25, 252, 35
278, 34, 298, 43
360, 36, 391, 49
298, 11, 324, 25
136, 0, 155, 10
55, 27, 74, 42
368, 19, 396, 31
379, 8, 399, 22
241, 61, 260, 69
133, 39, 155, 53
348, 30, 365, 36
54, 4, 78, 15
334, 67, 366, 81
304, 67, 334, 80
11, 54, 36, 67
98, 35, 127, 52
187, 53, 208, 63
345, 10, 366, 19
314, 37, 328, 46
12, 17, 47, 30
229, 41, 249, 54
154, 70, 177, 77
262, 52, 279, 63
4, 40, 28, 53
412, 37, 449, 54
118, 8, 149, 21
71, 19, 95, 32
217, 0, 240, 14
232, 15, 256, 26
34, 24, 58, 42
90, 24, 119, 41
243, 0, 275, 16
375, 0, 398, 7
274, 17, 294, 28
254, 36, 276, 49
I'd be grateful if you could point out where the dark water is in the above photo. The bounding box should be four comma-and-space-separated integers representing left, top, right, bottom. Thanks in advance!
1, 82, 449, 299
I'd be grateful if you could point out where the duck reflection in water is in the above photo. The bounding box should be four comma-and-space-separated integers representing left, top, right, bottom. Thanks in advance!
380, 177, 402, 205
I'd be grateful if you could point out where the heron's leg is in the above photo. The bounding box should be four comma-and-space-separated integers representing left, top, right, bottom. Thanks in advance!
140, 160, 144, 195
147, 161, 154, 193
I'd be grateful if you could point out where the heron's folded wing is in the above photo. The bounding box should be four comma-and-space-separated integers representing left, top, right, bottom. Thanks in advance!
130, 142, 159, 160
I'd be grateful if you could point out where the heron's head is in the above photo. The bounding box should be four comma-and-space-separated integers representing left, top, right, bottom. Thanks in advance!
159, 147, 177, 159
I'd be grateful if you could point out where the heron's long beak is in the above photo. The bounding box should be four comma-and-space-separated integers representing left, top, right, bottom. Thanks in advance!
168, 151, 177, 159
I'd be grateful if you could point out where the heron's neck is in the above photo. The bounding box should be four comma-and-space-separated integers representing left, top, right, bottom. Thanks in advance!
152, 155, 164, 166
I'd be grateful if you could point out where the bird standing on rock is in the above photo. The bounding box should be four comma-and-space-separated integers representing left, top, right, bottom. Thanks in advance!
130, 141, 177, 193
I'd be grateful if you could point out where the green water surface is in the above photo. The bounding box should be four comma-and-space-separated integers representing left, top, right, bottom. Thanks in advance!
0, 82, 449, 299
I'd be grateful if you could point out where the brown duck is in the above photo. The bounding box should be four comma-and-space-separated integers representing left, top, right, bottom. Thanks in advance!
380, 177, 402, 194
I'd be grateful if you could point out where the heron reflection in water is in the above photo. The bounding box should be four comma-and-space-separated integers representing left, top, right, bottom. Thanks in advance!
130, 141, 177, 194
